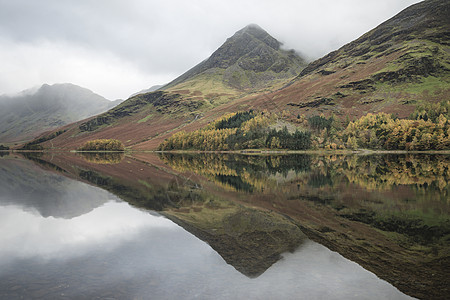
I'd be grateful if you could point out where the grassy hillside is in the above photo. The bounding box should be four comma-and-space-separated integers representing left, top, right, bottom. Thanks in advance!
243, 0, 449, 121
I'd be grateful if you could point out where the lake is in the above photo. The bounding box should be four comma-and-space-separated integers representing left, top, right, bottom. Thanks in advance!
0, 151, 448, 299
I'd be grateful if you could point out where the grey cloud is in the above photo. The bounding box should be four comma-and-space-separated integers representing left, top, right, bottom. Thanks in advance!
0, 0, 422, 98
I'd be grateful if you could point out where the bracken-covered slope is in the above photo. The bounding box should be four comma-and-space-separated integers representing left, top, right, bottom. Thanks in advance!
0, 83, 121, 144
243, 0, 450, 120
32, 25, 305, 150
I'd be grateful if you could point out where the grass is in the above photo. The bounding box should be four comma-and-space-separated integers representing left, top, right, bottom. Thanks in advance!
402, 76, 450, 94
137, 114, 154, 123
376, 40, 450, 74
166, 71, 238, 97
165, 72, 240, 108
165, 67, 298, 107
374, 76, 449, 95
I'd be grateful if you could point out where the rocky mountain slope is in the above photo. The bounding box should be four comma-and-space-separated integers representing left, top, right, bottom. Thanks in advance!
0, 83, 121, 144
159, 24, 306, 109
163, 24, 305, 92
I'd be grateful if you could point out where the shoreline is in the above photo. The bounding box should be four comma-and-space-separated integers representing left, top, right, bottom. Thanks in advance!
2, 149, 450, 155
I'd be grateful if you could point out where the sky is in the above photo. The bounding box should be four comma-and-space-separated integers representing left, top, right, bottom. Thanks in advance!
0, 0, 422, 100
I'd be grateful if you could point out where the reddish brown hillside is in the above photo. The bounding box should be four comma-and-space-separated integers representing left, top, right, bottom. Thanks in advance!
240, 0, 450, 121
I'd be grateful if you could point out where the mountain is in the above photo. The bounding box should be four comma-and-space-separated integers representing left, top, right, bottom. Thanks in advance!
158, 24, 306, 109
23, 0, 449, 150
29, 25, 306, 150
244, 0, 449, 120
0, 83, 121, 144
163, 24, 306, 93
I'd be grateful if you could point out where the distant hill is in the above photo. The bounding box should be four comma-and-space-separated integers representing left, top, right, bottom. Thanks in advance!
0, 83, 121, 144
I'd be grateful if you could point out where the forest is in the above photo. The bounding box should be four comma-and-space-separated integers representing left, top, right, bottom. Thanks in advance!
158, 110, 311, 151
158, 100, 450, 151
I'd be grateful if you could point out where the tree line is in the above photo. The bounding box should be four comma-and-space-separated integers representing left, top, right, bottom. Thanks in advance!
159, 100, 449, 151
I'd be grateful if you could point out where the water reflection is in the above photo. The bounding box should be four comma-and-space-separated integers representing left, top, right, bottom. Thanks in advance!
2, 152, 448, 299
164, 207, 306, 278
0, 155, 110, 218
159, 153, 312, 192
0, 201, 173, 261
79, 152, 125, 164
158, 153, 450, 300
159, 153, 449, 195
0, 196, 412, 299
160, 153, 450, 248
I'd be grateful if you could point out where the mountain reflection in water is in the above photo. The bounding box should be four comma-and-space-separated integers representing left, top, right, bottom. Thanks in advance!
0, 202, 410, 300
1, 152, 448, 299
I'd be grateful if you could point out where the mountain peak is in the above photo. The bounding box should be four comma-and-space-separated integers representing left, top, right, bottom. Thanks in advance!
236, 24, 267, 36
162, 25, 305, 90
230, 24, 279, 50
241, 23, 263, 31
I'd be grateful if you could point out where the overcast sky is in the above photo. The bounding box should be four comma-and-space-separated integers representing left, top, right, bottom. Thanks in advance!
0, 0, 421, 100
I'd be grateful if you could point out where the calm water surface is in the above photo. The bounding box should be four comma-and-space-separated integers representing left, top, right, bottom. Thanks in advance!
1, 152, 448, 299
